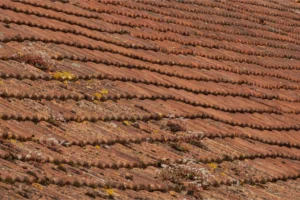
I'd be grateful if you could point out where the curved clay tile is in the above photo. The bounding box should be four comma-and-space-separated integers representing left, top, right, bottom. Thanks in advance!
1, 0, 300, 199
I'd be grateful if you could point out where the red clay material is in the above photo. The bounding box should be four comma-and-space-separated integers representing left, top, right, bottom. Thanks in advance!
0, 0, 300, 199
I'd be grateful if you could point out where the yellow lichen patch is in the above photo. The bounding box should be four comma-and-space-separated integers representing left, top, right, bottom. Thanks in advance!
169, 191, 177, 197
221, 172, 227, 176
208, 163, 218, 169
95, 145, 100, 150
0, 80, 3, 85
94, 93, 102, 100
94, 89, 108, 100
32, 183, 43, 190
53, 71, 76, 81
123, 120, 131, 126
10, 139, 23, 146
100, 89, 109, 94
208, 163, 218, 172
105, 189, 114, 196
116, 127, 125, 134
16, 51, 23, 56
157, 113, 163, 119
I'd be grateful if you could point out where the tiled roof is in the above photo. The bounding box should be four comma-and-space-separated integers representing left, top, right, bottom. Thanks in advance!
1, 0, 300, 199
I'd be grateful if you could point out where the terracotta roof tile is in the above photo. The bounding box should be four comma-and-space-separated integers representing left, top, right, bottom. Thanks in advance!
1, 0, 300, 199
